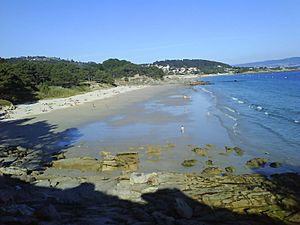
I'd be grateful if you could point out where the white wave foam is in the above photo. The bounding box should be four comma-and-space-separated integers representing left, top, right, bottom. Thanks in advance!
256, 106, 263, 111
295, 120, 300, 123
232, 96, 244, 104
233, 123, 239, 135
201, 87, 213, 94
225, 113, 237, 121
224, 106, 236, 113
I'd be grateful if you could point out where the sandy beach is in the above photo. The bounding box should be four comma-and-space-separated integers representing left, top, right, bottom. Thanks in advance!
0, 85, 149, 121
0, 84, 182, 146
0, 74, 204, 121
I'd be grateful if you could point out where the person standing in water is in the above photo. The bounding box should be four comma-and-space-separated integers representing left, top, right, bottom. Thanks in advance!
180, 125, 185, 133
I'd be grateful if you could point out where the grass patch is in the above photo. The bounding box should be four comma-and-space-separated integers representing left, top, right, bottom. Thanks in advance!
37, 85, 91, 99
0, 99, 13, 107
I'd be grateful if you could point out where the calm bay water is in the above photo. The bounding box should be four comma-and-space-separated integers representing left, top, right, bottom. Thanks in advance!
200, 71, 300, 168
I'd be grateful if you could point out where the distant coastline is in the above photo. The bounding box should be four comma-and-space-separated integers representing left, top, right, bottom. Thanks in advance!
200, 67, 300, 78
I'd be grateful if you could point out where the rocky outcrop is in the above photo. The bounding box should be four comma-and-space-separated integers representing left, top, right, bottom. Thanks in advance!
102, 152, 139, 171
1, 143, 299, 225
225, 166, 236, 173
205, 160, 213, 165
246, 158, 269, 168
185, 80, 211, 86
191, 147, 207, 156
201, 167, 223, 175
1, 170, 300, 225
181, 159, 198, 167
225, 146, 244, 156
270, 162, 282, 168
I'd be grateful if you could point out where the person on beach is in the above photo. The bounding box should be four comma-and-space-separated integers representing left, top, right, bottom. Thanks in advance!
180, 125, 185, 133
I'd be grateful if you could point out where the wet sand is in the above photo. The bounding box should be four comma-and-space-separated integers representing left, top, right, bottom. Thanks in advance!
1, 84, 259, 175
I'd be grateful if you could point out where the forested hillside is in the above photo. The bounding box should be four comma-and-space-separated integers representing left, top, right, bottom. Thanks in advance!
154, 59, 230, 68
0, 57, 164, 103
153, 59, 231, 74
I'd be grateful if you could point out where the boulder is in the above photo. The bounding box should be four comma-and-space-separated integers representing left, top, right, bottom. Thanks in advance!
181, 159, 198, 167
205, 160, 213, 166
269, 162, 282, 168
225, 166, 236, 173
102, 152, 139, 171
201, 167, 222, 175
191, 148, 207, 156
233, 147, 244, 156
225, 146, 234, 153
225, 146, 244, 156
246, 158, 268, 168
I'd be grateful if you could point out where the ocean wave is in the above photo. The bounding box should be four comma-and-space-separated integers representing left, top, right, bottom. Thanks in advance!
200, 87, 213, 94
231, 96, 245, 104
225, 113, 237, 121
200, 87, 216, 98
250, 106, 297, 125
232, 122, 239, 135
224, 106, 236, 113
249, 104, 265, 112
256, 106, 263, 111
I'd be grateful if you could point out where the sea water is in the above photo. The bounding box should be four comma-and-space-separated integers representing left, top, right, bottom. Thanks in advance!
200, 71, 300, 169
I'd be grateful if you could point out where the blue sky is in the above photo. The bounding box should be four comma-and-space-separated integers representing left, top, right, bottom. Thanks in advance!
1, 0, 300, 64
